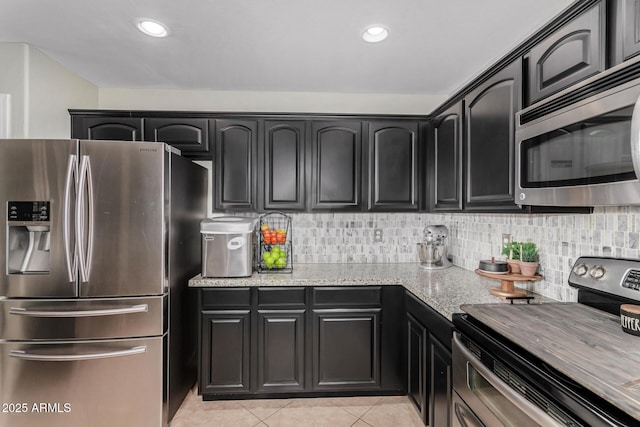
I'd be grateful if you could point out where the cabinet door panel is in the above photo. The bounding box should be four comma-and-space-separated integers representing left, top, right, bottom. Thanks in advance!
369, 122, 418, 210
527, 2, 604, 104
407, 314, 428, 424
432, 103, 463, 211
264, 121, 306, 210
257, 310, 305, 392
312, 309, 380, 390
81, 117, 143, 141
311, 121, 363, 210
623, 0, 640, 61
612, 0, 640, 64
200, 311, 250, 394
430, 336, 452, 427
465, 60, 522, 211
215, 120, 258, 210
144, 118, 209, 156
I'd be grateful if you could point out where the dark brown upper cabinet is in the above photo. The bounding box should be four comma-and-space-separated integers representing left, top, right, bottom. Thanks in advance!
367, 121, 419, 211
527, 1, 605, 105
310, 121, 364, 211
71, 116, 143, 141
262, 120, 307, 211
465, 59, 522, 212
431, 102, 463, 212
214, 119, 258, 210
144, 118, 210, 158
611, 0, 640, 64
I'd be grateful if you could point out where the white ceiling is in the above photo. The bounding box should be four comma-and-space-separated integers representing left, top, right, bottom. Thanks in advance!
0, 0, 575, 97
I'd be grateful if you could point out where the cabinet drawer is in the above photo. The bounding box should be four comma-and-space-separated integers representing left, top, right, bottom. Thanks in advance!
313, 286, 381, 307
201, 288, 251, 309
258, 287, 306, 308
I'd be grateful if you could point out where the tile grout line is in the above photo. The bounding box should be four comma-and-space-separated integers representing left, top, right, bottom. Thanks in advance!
243, 397, 297, 426
351, 397, 382, 427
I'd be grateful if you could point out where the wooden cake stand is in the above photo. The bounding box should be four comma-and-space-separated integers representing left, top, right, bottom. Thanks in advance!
475, 269, 543, 297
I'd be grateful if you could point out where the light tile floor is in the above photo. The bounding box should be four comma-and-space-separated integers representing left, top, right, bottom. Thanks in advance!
171, 388, 424, 427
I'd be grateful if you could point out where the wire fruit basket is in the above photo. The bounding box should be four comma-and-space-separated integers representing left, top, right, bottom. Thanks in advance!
256, 212, 292, 273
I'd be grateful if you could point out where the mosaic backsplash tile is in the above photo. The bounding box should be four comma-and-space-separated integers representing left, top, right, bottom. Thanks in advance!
216, 207, 640, 301
275, 206, 640, 302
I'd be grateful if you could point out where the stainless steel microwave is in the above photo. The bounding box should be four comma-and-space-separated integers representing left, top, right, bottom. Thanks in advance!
516, 57, 640, 207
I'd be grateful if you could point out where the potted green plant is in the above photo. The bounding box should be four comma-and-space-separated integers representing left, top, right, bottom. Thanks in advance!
519, 242, 539, 277
501, 241, 521, 274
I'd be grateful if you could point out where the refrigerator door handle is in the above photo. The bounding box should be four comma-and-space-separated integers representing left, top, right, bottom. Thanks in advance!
76, 155, 94, 283
9, 346, 147, 361
9, 304, 149, 317
63, 154, 77, 283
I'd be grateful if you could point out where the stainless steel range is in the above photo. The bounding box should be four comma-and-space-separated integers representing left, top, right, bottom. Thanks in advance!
453, 256, 640, 426
0, 139, 206, 427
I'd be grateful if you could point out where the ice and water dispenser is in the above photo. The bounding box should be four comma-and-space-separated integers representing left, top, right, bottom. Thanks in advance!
7, 201, 51, 274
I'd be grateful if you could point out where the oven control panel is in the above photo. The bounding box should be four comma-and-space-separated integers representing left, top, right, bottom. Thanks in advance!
622, 270, 640, 291
569, 257, 640, 301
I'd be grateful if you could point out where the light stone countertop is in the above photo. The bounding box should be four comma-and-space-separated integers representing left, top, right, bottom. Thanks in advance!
189, 263, 554, 320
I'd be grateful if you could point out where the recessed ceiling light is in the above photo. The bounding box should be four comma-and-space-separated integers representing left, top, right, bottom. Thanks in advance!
362, 26, 389, 43
136, 19, 169, 38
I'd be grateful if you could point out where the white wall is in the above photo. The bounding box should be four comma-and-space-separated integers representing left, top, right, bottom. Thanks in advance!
0, 43, 28, 137
99, 87, 444, 115
0, 43, 99, 139
27, 46, 98, 138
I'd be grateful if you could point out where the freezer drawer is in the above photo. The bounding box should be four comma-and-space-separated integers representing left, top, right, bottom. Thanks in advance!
0, 336, 164, 427
0, 296, 166, 341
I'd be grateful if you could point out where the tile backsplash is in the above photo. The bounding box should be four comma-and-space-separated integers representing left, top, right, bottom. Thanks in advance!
278, 206, 640, 302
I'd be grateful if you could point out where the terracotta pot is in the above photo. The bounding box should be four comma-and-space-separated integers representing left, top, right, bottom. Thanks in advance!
506, 258, 521, 274
520, 261, 539, 277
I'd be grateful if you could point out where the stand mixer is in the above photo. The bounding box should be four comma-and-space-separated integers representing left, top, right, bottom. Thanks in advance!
417, 225, 452, 269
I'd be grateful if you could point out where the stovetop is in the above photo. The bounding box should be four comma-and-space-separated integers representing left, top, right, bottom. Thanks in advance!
456, 256, 640, 423
459, 302, 640, 422
569, 256, 640, 310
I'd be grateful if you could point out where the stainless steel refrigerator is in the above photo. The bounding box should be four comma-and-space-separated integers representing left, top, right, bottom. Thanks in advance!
0, 139, 206, 427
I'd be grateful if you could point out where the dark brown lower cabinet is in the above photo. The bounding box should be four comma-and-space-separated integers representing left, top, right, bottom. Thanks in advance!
198, 286, 412, 407
256, 310, 306, 393
200, 310, 251, 394
430, 336, 452, 427
312, 309, 381, 390
406, 292, 453, 427
408, 313, 428, 424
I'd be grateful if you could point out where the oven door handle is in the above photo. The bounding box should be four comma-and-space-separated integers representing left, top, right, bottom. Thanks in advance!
453, 332, 563, 427
630, 91, 640, 179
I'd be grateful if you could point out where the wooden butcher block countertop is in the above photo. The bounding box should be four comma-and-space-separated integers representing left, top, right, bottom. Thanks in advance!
461, 302, 640, 422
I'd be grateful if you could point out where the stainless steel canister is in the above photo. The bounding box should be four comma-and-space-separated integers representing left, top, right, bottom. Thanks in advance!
201, 217, 257, 277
